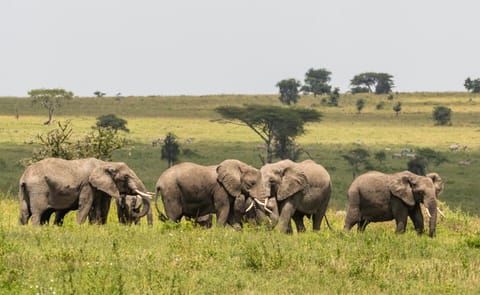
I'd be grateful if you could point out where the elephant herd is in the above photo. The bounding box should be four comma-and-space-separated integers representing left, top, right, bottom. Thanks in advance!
18, 157, 444, 237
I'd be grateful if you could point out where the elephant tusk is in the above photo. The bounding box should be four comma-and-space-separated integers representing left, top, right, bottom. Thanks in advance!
245, 201, 255, 213
437, 208, 446, 218
425, 207, 432, 218
135, 189, 153, 200
253, 198, 273, 215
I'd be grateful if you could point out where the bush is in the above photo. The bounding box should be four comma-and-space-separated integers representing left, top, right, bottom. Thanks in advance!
432, 106, 452, 126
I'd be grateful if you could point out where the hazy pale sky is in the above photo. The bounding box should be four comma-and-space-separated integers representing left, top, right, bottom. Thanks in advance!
1, 1, 479, 96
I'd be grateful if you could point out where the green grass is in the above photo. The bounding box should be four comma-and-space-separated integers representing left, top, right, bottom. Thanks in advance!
0, 93, 480, 293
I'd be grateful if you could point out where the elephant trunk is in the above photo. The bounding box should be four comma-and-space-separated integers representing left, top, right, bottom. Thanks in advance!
266, 197, 279, 226
131, 197, 151, 220
425, 196, 437, 238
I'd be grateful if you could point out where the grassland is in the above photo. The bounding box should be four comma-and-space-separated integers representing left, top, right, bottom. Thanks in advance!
0, 93, 479, 294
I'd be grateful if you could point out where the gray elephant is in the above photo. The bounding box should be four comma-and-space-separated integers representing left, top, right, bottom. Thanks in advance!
19, 157, 153, 225
260, 159, 332, 233
155, 159, 275, 228
344, 171, 444, 237
116, 194, 152, 225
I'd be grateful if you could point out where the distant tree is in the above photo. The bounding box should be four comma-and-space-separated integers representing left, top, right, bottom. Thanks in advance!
342, 148, 371, 179
301, 68, 332, 96
28, 88, 74, 125
464, 77, 480, 93
326, 87, 340, 106
276, 79, 301, 105
393, 101, 402, 116
350, 72, 394, 94
22, 120, 125, 166
96, 114, 129, 132
273, 135, 302, 161
215, 105, 321, 163
161, 132, 180, 167
432, 106, 452, 126
407, 148, 447, 176
94, 91, 106, 97
356, 99, 365, 113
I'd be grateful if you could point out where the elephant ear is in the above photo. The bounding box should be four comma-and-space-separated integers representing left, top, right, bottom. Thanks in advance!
217, 160, 242, 198
89, 165, 121, 200
426, 172, 444, 198
277, 167, 307, 201
388, 175, 415, 206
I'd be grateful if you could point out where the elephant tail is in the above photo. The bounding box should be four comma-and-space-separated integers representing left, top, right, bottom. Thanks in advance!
324, 214, 334, 231
154, 191, 168, 222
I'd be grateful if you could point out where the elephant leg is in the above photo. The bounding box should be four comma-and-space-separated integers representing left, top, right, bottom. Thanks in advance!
292, 211, 306, 233
277, 201, 295, 234
409, 204, 424, 234
29, 194, 49, 226
77, 186, 94, 225
344, 200, 361, 231
392, 199, 408, 234
40, 208, 55, 225
312, 213, 323, 231
54, 210, 70, 226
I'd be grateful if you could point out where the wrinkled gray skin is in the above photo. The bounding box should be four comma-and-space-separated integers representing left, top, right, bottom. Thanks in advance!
19, 157, 150, 226
155, 159, 275, 227
116, 194, 152, 225
344, 171, 444, 237
260, 159, 332, 234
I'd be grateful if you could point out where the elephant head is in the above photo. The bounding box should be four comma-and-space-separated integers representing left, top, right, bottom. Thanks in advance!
389, 171, 444, 237
89, 162, 151, 201
216, 159, 275, 222
117, 194, 151, 224
260, 159, 308, 201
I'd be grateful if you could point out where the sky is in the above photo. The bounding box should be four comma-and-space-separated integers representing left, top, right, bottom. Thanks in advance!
1, 1, 480, 97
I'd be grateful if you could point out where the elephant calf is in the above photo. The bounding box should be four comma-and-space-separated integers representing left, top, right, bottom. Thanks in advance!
344, 171, 444, 237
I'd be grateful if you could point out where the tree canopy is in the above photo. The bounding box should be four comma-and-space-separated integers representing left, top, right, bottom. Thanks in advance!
96, 114, 129, 132
28, 88, 74, 125
276, 79, 301, 105
464, 77, 480, 93
161, 132, 180, 167
350, 72, 394, 94
301, 68, 332, 96
215, 105, 321, 163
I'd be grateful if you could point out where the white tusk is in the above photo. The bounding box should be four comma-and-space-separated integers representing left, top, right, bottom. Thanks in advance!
425, 207, 432, 218
245, 201, 255, 213
253, 198, 273, 214
437, 208, 446, 218
135, 189, 153, 199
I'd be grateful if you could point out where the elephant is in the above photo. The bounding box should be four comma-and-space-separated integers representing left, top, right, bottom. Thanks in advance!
116, 194, 152, 225
155, 159, 276, 228
260, 159, 332, 233
19, 157, 153, 226
343, 171, 444, 237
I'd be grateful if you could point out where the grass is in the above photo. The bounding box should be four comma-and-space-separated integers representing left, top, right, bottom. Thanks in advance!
0, 93, 480, 293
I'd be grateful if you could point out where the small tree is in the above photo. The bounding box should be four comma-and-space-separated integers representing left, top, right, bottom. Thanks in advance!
432, 106, 452, 126
301, 68, 332, 96
276, 79, 301, 105
393, 101, 402, 116
356, 99, 365, 114
96, 114, 129, 132
28, 88, 74, 125
342, 148, 370, 179
407, 148, 448, 176
464, 77, 480, 93
326, 87, 340, 106
77, 126, 126, 160
94, 91, 106, 97
161, 132, 180, 167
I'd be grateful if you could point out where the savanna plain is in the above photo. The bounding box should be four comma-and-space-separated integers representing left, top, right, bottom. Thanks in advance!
0, 93, 479, 294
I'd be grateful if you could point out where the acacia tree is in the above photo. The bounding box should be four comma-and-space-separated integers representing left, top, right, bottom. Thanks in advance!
342, 148, 371, 179
28, 88, 74, 125
464, 77, 480, 93
350, 72, 394, 94
393, 101, 402, 116
215, 105, 321, 163
96, 114, 129, 132
276, 79, 301, 105
301, 68, 332, 96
